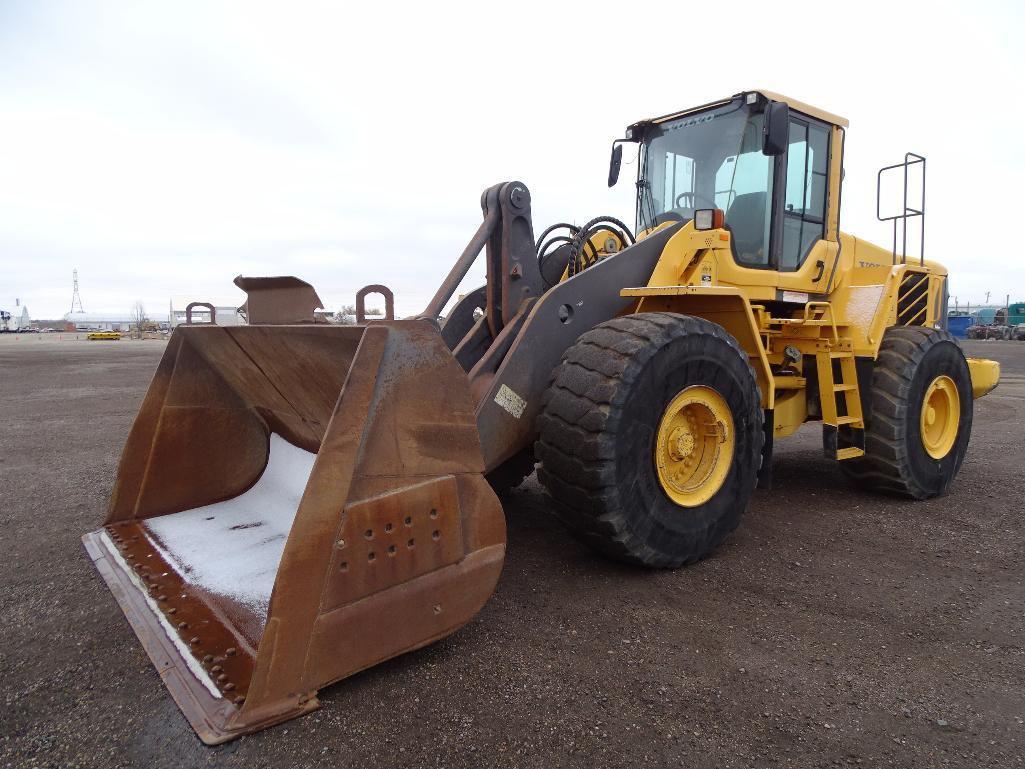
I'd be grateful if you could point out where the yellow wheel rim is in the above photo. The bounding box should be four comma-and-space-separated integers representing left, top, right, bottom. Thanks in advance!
654, 385, 735, 508
920, 375, 960, 459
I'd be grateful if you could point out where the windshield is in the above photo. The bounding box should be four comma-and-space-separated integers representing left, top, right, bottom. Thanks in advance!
638, 101, 773, 265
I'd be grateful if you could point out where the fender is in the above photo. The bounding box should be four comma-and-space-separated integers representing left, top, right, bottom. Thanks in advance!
619, 285, 775, 410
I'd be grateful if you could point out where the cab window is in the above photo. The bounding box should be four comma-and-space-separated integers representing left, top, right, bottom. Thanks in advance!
715, 131, 774, 266
660, 152, 696, 211
780, 119, 829, 270
639, 103, 773, 268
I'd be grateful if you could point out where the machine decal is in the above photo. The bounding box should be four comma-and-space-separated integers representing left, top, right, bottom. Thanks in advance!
495, 384, 527, 419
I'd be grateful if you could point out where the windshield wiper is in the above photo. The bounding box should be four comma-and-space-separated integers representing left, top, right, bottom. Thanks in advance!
637, 178, 658, 231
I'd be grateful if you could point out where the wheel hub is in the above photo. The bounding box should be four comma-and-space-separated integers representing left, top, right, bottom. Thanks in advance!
920, 375, 959, 459
654, 386, 735, 508
667, 426, 696, 460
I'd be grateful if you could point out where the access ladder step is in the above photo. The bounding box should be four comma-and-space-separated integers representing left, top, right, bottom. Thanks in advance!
823, 423, 866, 460
835, 447, 865, 460
815, 343, 866, 461
831, 415, 863, 427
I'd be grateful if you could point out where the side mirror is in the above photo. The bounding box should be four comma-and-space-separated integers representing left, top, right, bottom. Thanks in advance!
608, 143, 623, 187
762, 101, 790, 156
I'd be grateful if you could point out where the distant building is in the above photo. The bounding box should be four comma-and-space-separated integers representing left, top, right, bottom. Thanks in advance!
64, 312, 134, 331
2, 300, 32, 330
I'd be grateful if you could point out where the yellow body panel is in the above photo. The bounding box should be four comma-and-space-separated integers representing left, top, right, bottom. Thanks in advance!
620, 218, 998, 440
967, 357, 1000, 398
751, 90, 848, 128
637, 227, 949, 358
771, 388, 808, 439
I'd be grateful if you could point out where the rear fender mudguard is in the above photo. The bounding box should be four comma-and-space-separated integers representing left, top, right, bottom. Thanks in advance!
967, 357, 1000, 399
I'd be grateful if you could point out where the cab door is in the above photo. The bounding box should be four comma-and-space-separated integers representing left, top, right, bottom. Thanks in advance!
775, 114, 836, 296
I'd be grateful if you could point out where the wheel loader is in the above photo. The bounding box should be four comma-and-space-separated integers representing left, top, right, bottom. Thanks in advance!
83, 90, 1000, 743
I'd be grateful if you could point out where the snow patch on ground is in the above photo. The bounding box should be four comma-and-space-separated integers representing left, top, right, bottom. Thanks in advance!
145, 434, 317, 618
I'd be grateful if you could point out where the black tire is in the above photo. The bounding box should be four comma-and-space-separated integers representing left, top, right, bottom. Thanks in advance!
485, 448, 536, 495
841, 326, 973, 499
535, 312, 763, 568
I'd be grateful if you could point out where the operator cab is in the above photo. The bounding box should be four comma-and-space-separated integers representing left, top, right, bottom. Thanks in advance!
610, 90, 846, 276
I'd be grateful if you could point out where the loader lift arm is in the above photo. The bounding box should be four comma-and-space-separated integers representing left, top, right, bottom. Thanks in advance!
421, 181, 683, 473
423, 181, 545, 367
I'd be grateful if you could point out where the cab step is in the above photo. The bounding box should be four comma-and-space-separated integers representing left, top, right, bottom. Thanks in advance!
816, 347, 866, 461
834, 446, 866, 460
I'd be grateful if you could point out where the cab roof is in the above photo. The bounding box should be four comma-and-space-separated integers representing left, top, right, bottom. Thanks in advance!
644, 90, 849, 129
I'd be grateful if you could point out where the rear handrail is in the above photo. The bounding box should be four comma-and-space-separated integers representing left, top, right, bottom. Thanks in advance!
876, 152, 926, 267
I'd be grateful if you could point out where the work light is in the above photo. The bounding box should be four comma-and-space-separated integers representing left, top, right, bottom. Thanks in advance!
694, 209, 724, 230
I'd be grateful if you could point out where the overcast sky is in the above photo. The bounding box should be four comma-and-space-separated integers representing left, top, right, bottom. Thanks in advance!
1, 0, 1023, 319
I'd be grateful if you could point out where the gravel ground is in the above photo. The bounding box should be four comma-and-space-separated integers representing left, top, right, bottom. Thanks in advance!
1, 336, 1023, 768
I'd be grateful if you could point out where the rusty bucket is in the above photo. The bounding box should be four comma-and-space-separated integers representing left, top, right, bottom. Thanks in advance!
82, 320, 505, 743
